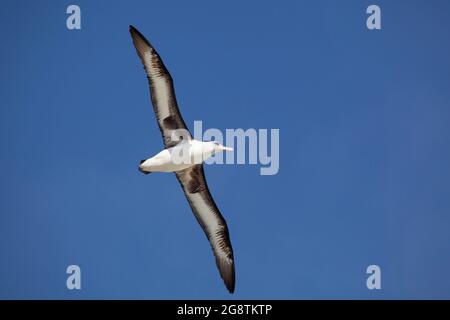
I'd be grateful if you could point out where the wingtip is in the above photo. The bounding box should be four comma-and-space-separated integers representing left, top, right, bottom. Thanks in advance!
128, 24, 152, 47
129, 25, 138, 35
223, 262, 235, 294
227, 277, 235, 294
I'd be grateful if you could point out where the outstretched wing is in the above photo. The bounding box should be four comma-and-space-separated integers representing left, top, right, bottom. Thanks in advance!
176, 165, 235, 293
129, 25, 191, 148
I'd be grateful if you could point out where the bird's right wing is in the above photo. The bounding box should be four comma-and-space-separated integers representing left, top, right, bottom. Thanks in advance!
176, 165, 235, 293
129, 25, 191, 148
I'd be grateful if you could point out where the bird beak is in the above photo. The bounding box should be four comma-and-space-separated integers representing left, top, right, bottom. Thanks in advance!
221, 146, 234, 152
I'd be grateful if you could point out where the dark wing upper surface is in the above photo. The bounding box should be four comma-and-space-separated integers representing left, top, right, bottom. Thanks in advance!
129, 25, 191, 148
176, 165, 235, 293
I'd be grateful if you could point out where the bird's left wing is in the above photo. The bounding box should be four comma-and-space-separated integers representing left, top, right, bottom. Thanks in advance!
129, 25, 190, 148
175, 165, 236, 293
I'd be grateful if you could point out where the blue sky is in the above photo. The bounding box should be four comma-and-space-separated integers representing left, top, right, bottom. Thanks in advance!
1, 0, 450, 299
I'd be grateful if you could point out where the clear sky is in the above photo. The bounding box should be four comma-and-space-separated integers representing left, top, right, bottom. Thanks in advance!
1, 0, 450, 299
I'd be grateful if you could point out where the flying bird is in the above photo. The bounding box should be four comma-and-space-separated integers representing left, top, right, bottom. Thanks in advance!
129, 25, 236, 293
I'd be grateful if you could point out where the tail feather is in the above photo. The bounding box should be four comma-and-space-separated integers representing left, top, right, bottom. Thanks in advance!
139, 160, 151, 175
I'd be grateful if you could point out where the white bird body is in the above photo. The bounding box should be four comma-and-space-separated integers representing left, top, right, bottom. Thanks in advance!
139, 140, 232, 173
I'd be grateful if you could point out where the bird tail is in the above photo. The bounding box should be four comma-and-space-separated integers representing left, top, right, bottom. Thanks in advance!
138, 160, 152, 175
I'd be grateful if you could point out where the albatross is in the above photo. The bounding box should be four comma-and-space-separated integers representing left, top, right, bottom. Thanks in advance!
129, 25, 236, 293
